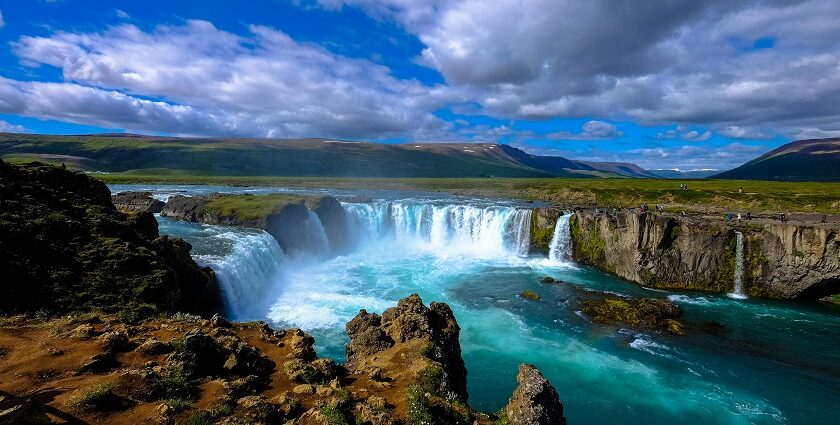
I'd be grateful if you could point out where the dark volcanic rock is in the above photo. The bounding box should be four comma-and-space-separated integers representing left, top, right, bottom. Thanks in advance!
0, 160, 222, 317
160, 195, 211, 223
505, 364, 566, 425
0, 397, 53, 425
111, 191, 164, 214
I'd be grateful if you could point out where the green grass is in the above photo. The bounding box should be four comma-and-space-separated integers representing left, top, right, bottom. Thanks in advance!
95, 174, 840, 214
205, 193, 322, 221
68, 382, 119, 411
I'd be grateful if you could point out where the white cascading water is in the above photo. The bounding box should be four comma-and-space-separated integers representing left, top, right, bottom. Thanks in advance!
302, 209, 331, 257
193, 230, 287, 319
343, 202, 532, 257
548, 213, 572, 263
730, 231, 747, 299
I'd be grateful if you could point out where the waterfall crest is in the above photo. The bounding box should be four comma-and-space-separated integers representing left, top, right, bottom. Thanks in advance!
548, 213, 572, 263
343, 202, 532, 257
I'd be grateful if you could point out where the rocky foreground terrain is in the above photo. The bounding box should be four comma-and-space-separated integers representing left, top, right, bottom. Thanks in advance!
0, 295, 566, 425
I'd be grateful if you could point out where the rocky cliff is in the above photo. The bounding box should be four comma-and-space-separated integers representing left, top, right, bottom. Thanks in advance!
567, 210, 840, 300
531, 207, 563, 252
159, 193, 349, 255
0, 160, 222, 318
0, 294, 565, 425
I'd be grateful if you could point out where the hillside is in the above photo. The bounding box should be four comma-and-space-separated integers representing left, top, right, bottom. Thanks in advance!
714, 138, 840, 181
0, 133, 648, 178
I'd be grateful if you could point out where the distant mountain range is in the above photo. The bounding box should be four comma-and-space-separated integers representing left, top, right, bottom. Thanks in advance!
714, 138, 840, 182
0, 133, 662, 179
647, 169, 720, 179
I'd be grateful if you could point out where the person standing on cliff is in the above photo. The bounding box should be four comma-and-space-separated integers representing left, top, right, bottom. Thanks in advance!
737, 213, 742, 223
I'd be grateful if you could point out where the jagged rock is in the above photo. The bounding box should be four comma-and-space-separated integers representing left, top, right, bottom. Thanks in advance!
540, 276, 557, 284
211, 313, 231, 328
100, 331, 134, 353
505, 364, 566, 425
137, 339, 173, 355
236, 395, 283, 423
170, 332, 275, 380
224, 375, 262, 399
0, 398, 53, 425
0, 160, 222, 318
285, 329, 317, 362
111, 191, 165, 214
345, 294, 468, 402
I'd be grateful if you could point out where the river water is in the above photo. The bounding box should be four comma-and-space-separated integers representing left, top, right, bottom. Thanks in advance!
113, 184, 840, 424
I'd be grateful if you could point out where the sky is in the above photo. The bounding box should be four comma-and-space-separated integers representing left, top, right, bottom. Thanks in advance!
1, 1, 839, 170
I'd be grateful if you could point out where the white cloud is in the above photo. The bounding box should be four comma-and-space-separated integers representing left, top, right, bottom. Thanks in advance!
545, 120, 623, 140
115, 9, 130, 19
0, 119, 26, 133
8, 20, 453, 138
315, 0, 840, 138
0, 10, 5, 29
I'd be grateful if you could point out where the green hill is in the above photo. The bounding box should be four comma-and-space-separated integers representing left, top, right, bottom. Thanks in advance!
714, 138, 840, 182
0, 133, 649, 178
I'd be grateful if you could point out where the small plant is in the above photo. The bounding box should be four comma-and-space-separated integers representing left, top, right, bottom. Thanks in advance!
320, 405, 350, 425
417, 365, 444, 394
153, 364, 193, 400
211, 402, 235, 417
521, 289, 540, 301
494, 407, 509, 425
179, 412, 213, 425
406, 385, 434, 425
68, 382, 120, 411
164, 397, 193, 412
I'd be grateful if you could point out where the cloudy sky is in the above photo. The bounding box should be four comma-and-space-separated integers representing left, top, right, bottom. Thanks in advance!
1, 0, 839, 170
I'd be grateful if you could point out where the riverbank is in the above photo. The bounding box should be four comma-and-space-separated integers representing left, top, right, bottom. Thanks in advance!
98, 174, 840, 216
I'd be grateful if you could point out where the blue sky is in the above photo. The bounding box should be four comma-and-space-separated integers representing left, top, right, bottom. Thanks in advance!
1, 0, 839, 170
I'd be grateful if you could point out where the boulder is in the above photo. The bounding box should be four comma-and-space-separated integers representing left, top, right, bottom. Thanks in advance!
581, 297, 685, 335
505, 364, 566, 425
111, 191, 164, 214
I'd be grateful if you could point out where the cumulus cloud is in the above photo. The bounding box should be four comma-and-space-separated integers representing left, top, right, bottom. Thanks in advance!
316, 0, 840, 137
0, 119, 26, 133
8, 20, 452, 138
545, 120, 623, 140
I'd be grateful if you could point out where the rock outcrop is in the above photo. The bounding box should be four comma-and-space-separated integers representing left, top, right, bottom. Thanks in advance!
530, 208, 563, 252
345, 293, 468, 401
581, 297, 685, 335
111, 191, 165, 214
161, 193, 348, 256
505, 364, 566, 425
0, 160, 222, 317
568, 210, 840, 299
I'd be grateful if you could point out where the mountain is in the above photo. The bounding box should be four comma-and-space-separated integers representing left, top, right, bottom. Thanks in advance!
713, 138, 840, 181
648, 169, 719, 179
0, 133, 652, 179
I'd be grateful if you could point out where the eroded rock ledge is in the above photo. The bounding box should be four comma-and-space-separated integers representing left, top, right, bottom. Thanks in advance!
0, 294, 566, 425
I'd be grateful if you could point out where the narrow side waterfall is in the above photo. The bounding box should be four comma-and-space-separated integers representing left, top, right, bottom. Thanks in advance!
731, 230, 747, 299
343, 202, 532, 257
548, 213, 572, 263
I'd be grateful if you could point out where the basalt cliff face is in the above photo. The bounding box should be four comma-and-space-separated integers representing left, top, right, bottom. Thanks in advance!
566, 210, 840, 299
0, 161, 222, 318
157, 193, 350, 255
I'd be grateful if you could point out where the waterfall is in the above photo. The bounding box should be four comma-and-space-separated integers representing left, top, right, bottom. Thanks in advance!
193, 230, 287, 319
548, 213, 572, 263
730, 231, 747, 299
302, 209, 331, 257
343, 202, 532, 257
